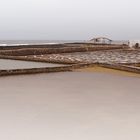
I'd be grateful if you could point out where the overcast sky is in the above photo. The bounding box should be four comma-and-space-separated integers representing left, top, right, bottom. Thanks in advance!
0, 0, 140, 40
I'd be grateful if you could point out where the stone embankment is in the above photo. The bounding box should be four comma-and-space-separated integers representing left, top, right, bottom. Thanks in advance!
0, 43, 140, 76
0, 44, 126, 56
46, 50, 140, 64
1, 49, 139, 65
0, 63, 96, 76
0, 63, 140, 76
0, 66, 73, 76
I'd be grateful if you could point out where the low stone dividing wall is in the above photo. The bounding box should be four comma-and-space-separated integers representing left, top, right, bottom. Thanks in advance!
0, 43, 127, 50
123, 63, 140, 67
0, 66, 71, 76
0, 55, 77, 64
0, 45, 125, 56
0, 62, 140, 76
0, 63, 97, 76
0, 43, 74, 50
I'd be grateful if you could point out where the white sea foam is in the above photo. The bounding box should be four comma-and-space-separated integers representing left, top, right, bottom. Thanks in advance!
0, 44, 9, 46
0, 40, 82, 47
0, 43, 61, 47
0, 43, 29, 46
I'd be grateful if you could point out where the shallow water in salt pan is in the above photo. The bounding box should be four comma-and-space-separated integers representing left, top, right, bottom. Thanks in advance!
0, 72, 140, 140
0, 59, 64, 70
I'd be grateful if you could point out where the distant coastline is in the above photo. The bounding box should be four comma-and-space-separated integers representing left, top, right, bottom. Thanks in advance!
0, 40, 84, 47
0, 40, 129, 47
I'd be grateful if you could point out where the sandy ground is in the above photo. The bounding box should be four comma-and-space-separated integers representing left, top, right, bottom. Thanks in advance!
76, 66, 140, 77
0, 72, 140, 140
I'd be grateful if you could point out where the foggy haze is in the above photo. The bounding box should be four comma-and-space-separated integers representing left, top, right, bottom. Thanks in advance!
0, 0, 140, 40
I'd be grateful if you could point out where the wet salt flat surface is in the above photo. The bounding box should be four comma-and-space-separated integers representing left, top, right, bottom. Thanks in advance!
0, 72, 140, 140
42, 50, 140, 64
0, 59, 64, 70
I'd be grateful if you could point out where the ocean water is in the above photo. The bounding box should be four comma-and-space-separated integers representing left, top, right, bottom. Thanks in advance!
0, 40, 128, 47
0, 40, 84, 46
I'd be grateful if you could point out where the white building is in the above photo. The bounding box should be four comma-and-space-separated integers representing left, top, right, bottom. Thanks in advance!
89, 37, 112, 44
129, 40, 140, 48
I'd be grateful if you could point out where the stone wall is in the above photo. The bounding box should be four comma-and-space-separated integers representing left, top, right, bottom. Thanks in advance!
0, 64, 95, 76
0, 63, 140, 76
0, 44, 126, 56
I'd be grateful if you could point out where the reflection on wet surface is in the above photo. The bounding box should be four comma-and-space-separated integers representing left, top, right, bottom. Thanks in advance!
0, 72, 140, 140
0, 59, 64, 70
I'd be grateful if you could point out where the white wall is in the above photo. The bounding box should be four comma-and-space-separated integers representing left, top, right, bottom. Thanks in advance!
129, 40, 140, 47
